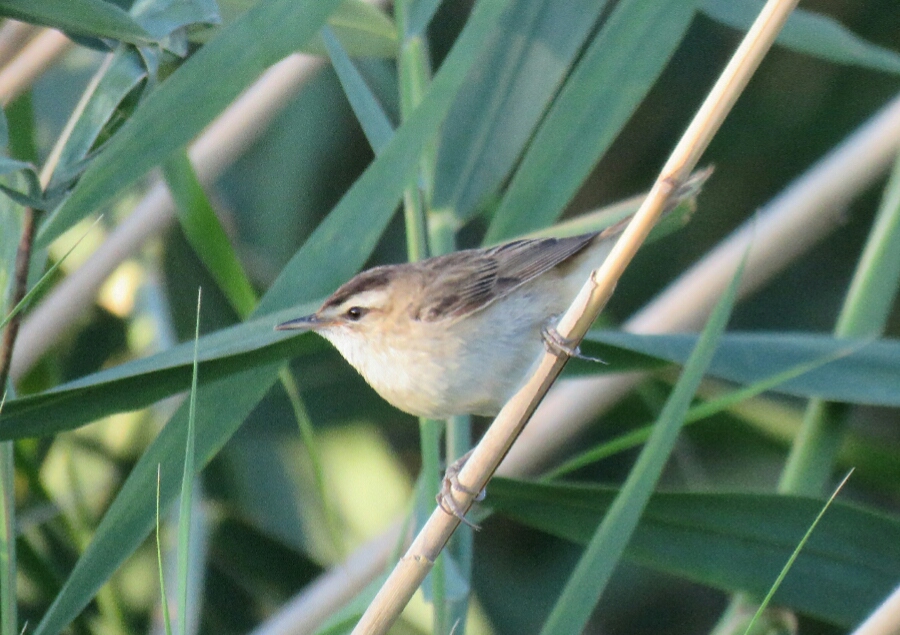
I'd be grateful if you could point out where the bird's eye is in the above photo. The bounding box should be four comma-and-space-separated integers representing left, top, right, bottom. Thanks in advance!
345, 306, 368, 321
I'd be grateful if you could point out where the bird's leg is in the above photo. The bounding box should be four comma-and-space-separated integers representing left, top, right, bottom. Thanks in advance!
437, 448, 485, 530
541, 323, 606, 363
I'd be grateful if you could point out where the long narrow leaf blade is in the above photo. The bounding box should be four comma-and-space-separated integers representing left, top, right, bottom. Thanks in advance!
0, 398, 15, 635
302, 0, 398, 58
49, 48, 149, 187
485, 0, 700, 242
490, 479, 900, 628
0, 0, 151, 44
258, 0, 515, 313
540, 247, 743, 634
588, 331, 900, 407
322, 25, 394, 155
176, 291, 201, 635
5, 327, 900, 441
163, 151, 257, 318
743, 471, 853, 633
33, 360, 283, 635
32, 3, 515, 631
702, 0, 900, 74
431, 0, 610, 223
37, 0, 344, 246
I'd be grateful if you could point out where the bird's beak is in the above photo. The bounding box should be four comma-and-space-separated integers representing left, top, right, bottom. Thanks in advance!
275, 314, 322, 332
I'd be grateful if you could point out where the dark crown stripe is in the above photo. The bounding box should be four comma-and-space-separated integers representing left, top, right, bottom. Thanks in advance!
322, 267, 396, 309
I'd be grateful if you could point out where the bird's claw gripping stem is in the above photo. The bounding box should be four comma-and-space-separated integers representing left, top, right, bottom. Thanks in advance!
541, 324, 606, 363
437, 449, 484, 530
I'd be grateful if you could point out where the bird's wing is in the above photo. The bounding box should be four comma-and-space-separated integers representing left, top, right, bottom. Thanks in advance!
416, 233, 597, 322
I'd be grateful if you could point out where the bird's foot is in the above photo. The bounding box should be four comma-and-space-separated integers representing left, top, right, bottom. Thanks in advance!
436, 449, 484, 530
541, 324, 606, 363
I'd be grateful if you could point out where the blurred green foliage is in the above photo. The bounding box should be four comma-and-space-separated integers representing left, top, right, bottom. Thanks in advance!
0, 1, 899, 634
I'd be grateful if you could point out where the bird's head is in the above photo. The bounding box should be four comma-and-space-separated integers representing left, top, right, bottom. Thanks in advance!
275, 265, 410, 342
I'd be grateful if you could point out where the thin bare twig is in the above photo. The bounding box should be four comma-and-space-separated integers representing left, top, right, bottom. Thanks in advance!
350, 0, 800, 632
0, 207, 36, 391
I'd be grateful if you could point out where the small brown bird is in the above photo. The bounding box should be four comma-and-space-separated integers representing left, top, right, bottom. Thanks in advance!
275, 223, 627, 419
276, 164, 711, 420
